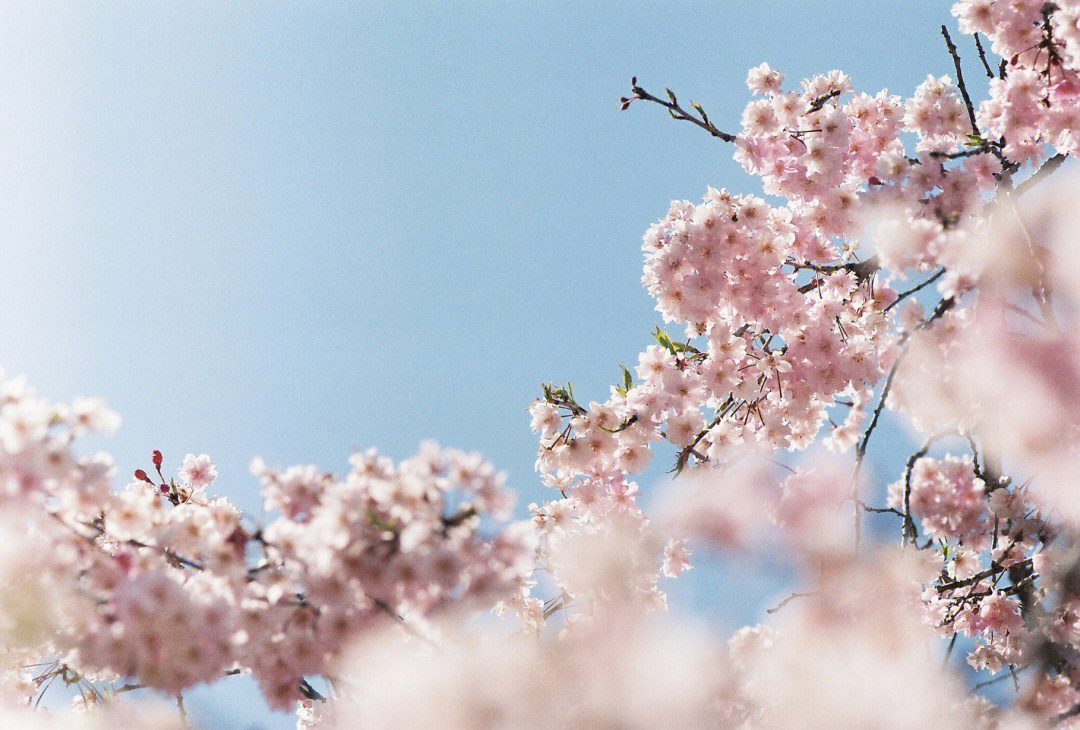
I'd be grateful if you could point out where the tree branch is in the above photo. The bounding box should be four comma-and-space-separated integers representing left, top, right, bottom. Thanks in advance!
856, 297, 956, 476
973, 33, 996, 78
766, 591, 814, 614
621, 77, 737, 142
1013, 153, 1068, 198
941, 25, 981, 137
884, 267, 946, 313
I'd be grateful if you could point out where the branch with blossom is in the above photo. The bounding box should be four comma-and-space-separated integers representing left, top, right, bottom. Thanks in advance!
13, 2, 1080, 729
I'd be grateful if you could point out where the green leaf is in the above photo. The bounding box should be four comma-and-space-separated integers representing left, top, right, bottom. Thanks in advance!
653, 326, 675, 352
671, 448, 690, 476
368, 509, 397, 533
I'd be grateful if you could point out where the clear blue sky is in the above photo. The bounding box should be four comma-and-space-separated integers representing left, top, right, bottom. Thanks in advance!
0, 2, 960, 726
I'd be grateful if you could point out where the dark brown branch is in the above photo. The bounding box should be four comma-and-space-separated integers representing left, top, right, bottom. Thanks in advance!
855, 358, 902, 474
796, 256, 879, 294
901, 439, 934, 546
621, 78, 737, 142
884, 268, 946, 313
944, 632, 959, 667
972, 668, 1025, 692
858, 501, 904, 517
441, 506, 478, 530
937, 557, 1033, 593
298, 678, 325, 702
855, 297, 956, 475
895, 429, 982, 545
942, 25, 981, 137
974, 33, 996, 78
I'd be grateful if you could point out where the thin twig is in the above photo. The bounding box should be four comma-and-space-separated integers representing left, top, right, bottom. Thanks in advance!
766, 591, 814, 614
373, 598, 433, 645
941, 26, 980, 137
855, 357, 902, 473
973, 670, 1020, 692
858, 500, 904, 517
298, 678, 326, 702
974, 33, 996, 78
902, 441, 932, 546
937, 557, 1034, 592
884, 268, 946, 313
621, 78, 737, 142
944, 632, 958, 668
855, 297, 955, 478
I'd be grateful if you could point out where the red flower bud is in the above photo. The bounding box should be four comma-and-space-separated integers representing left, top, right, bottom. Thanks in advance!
134, 469, 152, 484
113, 552, 134, 575
152, 450, 163, 469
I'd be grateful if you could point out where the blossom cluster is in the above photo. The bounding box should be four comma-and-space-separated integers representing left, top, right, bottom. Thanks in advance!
0, 370, 533, 721
530, 10, 1015, 521
520, 0, 1080, 725
887, 455, 991, 544
16, 1, 1080, 728
297, 515, 1022, 730
955, 0, 1080, 161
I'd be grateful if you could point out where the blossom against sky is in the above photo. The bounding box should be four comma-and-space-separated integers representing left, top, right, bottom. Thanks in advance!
0, 2, 954, 727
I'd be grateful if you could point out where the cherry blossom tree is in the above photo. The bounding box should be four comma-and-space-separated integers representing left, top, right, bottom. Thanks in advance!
8, 1, 1080, 728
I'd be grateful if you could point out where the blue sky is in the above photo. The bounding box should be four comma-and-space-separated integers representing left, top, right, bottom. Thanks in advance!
1, 2, 961, 726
